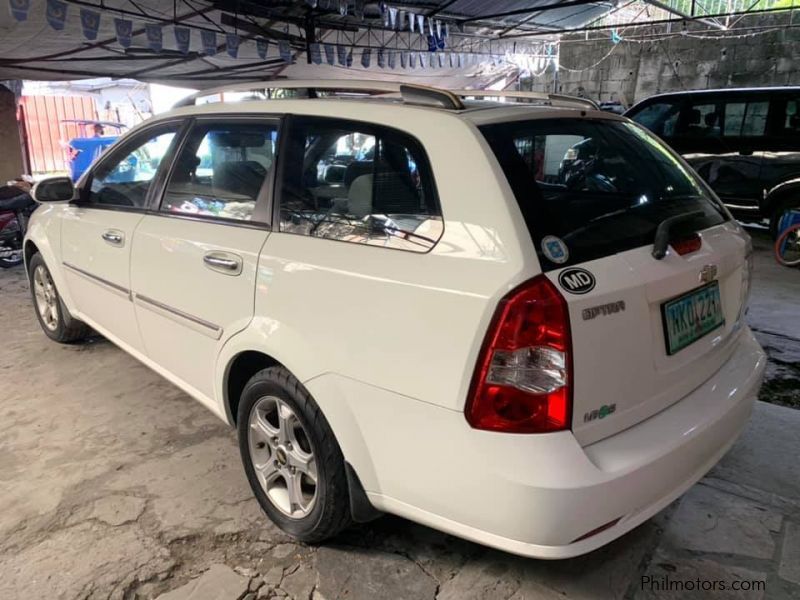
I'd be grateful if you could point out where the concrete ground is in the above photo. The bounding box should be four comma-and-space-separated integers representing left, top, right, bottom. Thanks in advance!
0, 229, 798, 600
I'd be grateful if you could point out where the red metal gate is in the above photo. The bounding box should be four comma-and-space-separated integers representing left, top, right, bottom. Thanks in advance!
20, 95, 98, 175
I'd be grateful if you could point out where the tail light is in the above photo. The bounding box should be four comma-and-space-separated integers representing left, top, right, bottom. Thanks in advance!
670, 233, 702, 256
466, 275, 572, 434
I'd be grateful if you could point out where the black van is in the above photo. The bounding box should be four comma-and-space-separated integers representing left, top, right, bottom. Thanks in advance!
625, 87, 800, 235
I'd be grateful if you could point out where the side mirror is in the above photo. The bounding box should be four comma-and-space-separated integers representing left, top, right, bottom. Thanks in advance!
32, 176, 75, 203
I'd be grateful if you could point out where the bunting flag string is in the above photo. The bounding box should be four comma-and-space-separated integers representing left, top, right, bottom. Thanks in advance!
4, 0, 553, 74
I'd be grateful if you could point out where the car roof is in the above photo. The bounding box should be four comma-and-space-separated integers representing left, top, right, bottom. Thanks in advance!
637, 86, 800, 102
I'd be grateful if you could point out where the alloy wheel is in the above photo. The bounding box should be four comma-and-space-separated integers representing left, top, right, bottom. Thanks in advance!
33, 265, 59, 331
248, 395, 318, 518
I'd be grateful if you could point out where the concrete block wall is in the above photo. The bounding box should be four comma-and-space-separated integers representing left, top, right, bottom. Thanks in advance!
529, 12, 800, 106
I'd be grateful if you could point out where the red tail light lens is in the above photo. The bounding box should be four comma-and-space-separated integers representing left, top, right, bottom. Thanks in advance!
466, 275, 572, 434
671, 234, 701, 256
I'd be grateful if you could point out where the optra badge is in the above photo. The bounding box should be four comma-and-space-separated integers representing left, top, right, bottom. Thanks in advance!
558, 268, 596, 295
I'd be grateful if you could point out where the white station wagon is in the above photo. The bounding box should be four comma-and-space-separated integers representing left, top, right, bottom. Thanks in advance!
25, 81, 766, 559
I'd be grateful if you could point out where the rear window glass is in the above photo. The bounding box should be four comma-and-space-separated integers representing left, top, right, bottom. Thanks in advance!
480, 119, 727, 269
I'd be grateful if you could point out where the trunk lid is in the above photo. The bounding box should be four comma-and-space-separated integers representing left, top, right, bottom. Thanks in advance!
549, 222, 750, 445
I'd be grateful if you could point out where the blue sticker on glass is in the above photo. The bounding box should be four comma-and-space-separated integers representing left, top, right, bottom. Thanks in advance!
541, 235, 569, 264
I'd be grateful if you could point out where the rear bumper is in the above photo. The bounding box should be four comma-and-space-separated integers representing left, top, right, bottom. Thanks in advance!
321, 329, 766, 559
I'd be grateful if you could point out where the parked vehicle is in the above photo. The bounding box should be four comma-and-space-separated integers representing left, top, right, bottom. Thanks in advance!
62, 119, 126, 182
625, 87, 800, 235
0, 182, 36, 268
25, 81, 765, 559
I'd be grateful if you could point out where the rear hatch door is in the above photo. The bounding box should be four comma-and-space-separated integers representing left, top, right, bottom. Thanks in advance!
480, 115, 751, 446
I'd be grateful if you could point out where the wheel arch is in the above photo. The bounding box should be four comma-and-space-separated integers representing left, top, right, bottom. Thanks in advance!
764, 177, 800, 215
221, 347, 381, 523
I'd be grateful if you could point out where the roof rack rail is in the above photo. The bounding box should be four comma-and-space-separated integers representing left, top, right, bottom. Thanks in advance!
173, 80, 463, 110
451, 90, 598, 110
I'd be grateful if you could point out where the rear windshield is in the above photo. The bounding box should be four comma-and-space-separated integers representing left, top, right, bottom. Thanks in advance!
480, 118, 727, 269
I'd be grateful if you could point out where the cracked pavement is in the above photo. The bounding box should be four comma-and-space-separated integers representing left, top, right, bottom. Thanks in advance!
1, 229, 799, 599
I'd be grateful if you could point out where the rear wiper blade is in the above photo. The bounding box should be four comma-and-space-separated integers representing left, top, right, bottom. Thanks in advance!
652, 210, 704, 260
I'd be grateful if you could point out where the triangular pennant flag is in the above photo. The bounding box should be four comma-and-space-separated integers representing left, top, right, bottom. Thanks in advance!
9, 0, 31, 22
458, 53, 464, 68
377, 47, 385, 68
429, 52, 436, 68
428, 18, 435, 36
338, 0, 348, 16
174, 27, 191, 54
409, 52, 416, 68
408, 12, 416, 32
398, 10, 406, 31
257, 38, 268, 59
279, 40, 292, 62
388, 7, 397, 29
310, 42, 322, 64
388, 50, 396, 69
436, 20, 442, 37
324, 43, 335, 65
417, 14, 425, 34
426, 35, 436, 52
114, 18, 132, 48
346, 48, 353, 67
337, 44, 347, 65
435, 33, 445, 50
201, 30, 217, 55
449, 52, 456, 68
438, 53, 445, 68
361, 48, 371, 68
79, 8, 100, 40
45, 0, 67, 31
145, 24, 163, 52
226, 33, 240, 58
400, 51, 407, 69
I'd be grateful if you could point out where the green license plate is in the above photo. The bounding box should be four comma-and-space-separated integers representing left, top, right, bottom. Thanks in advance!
662, 282, 725, 355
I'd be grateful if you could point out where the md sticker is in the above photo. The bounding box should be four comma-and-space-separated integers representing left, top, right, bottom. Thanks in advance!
541, 235, 569, 264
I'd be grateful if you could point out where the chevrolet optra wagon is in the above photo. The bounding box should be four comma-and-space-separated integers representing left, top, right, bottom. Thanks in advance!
25, 81, 765, 559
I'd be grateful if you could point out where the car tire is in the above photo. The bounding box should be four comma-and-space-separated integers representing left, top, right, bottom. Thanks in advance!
769, 199, 800, 238
238, 366, 352, 543
28, 252, 90, 343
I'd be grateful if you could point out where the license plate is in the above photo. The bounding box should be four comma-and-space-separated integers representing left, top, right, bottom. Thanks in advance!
662, 282, 725, 355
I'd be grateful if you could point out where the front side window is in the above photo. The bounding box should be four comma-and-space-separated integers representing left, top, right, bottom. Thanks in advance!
628, 101, 679, 138
87, 128, 177, 207
161, 122, 278, 222
277, 117, 442, 252
480, 119, 726, 269
678, 102, 721, 138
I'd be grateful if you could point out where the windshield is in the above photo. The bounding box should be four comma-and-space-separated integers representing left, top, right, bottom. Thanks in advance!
480, 118, 727, 269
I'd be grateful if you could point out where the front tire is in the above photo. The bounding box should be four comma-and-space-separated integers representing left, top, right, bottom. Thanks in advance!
28, 253, 90, 343
238, 366, 352, 543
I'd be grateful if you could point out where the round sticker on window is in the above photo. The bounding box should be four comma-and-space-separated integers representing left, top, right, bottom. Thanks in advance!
541, 235, 569, 264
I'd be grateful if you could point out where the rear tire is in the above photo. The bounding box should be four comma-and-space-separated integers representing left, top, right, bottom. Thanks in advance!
28, 253, 90, 343
237, 366, 352, 543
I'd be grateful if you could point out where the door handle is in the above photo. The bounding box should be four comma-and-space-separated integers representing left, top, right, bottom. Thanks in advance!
203, 251, 243, 276
101, 230, 124, 247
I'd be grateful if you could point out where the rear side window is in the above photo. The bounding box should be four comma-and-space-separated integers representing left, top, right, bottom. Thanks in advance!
778, 98, 800, 136
480, 119, 726, 269
277, 117, 442, 252
161, 121, 278, 222
723, 100, 769, 137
